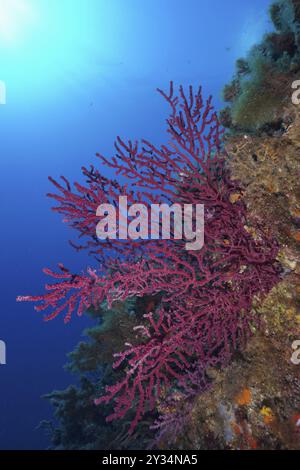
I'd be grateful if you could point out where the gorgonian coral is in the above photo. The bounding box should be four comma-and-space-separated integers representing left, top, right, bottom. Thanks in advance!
18, 83, 280, 432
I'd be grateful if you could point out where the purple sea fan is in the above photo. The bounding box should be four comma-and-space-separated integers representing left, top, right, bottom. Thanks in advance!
17, 83, 280, 432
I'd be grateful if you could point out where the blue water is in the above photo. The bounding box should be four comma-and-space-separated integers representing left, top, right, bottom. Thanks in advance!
0, 0, 272, 449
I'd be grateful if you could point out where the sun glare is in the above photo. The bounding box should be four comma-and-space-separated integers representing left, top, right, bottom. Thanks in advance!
0, 0, 36, 45
0, 1, 120, 104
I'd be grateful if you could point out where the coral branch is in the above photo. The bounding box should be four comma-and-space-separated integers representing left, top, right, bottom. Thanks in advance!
17, 83, 280, 433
